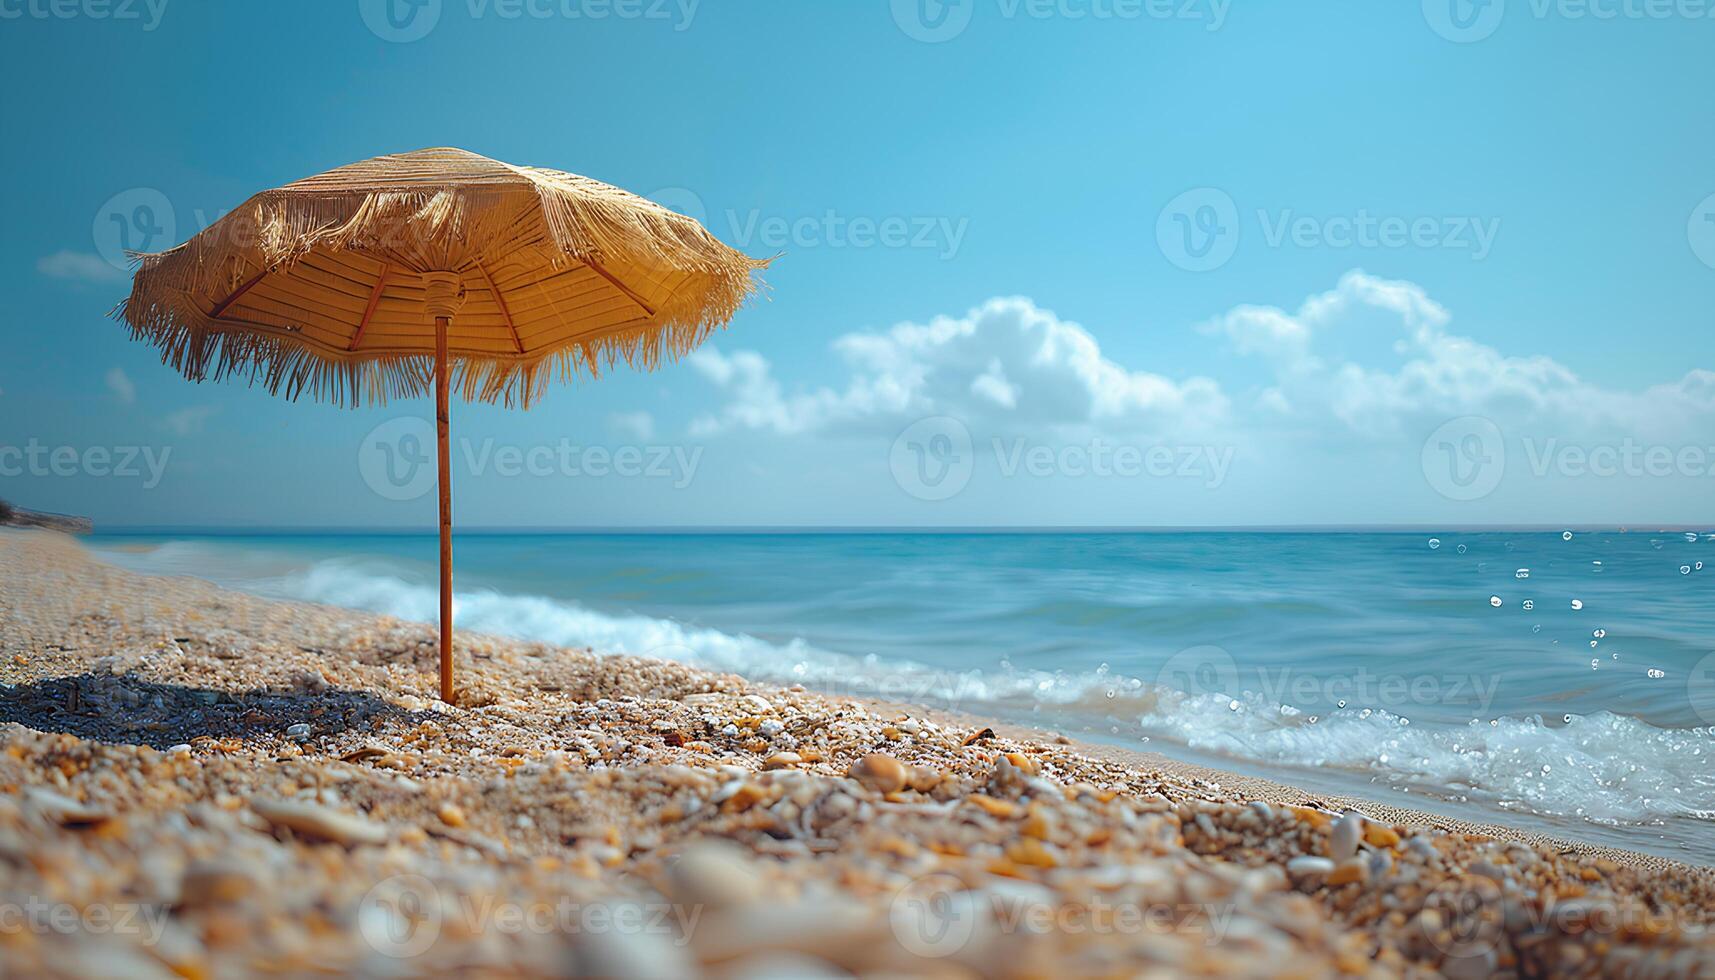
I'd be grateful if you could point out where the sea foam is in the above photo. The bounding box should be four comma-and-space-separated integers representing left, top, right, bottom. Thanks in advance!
102, 541, 1715, 828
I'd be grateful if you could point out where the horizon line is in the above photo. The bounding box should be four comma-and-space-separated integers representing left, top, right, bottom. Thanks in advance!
75, 523, 1715, 536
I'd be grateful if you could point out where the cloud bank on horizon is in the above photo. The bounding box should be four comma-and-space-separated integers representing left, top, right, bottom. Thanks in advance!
681, 271, 1715, 523
691, 270, 1715, 446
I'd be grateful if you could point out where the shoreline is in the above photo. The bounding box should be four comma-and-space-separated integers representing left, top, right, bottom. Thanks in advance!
3, 527, 1712, 975
84, 528, 1713, 868
914, 704, 1701, 875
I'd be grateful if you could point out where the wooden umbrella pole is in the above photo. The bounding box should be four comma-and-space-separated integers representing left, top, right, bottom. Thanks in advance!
435, 314, 454, 704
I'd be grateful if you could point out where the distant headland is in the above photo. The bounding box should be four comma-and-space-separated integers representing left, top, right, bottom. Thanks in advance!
0, 499, 92, 534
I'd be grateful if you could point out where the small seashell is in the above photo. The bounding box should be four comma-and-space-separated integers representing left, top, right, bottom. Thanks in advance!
250, 797, 387, 846
23, 788, 108, 827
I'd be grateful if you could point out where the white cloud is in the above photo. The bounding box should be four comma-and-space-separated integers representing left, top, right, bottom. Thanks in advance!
690, 298, 1227, 436
1205, 270, 1715, 439
104, 368, 136, 406
162, 406, 219, 436
607, 411, 656, 441
690, 272, 1715, 466
38, 250, 127, 283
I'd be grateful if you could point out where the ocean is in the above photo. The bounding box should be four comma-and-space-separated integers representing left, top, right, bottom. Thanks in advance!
90, 529, 1715, 862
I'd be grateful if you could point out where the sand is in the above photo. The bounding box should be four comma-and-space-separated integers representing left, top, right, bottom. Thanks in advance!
1, 528, 1711, 978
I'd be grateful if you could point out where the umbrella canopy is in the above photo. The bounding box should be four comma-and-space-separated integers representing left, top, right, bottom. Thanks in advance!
115, 147, 767, 701
118, 146, 764, 406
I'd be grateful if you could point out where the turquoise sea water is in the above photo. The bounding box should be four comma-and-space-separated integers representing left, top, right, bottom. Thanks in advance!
90, 530, 1715, 862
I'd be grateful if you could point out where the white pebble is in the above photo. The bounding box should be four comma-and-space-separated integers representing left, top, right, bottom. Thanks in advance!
1331, 813, 1363, 861
1286, 856, 1335, 876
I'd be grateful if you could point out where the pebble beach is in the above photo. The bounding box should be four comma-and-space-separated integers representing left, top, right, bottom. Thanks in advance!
2, 528, 1712, 978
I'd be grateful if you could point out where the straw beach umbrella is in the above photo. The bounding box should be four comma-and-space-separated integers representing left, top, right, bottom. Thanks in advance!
116, 147, 767, 703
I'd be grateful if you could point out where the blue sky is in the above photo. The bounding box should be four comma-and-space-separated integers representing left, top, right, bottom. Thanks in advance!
2, 1, 1714, 527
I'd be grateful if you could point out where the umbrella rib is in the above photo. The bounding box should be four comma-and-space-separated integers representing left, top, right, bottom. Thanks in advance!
476, 262, 525, 354
348, 263, 390, 351
580, 259, 656, 318
208, 266, 273, 319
